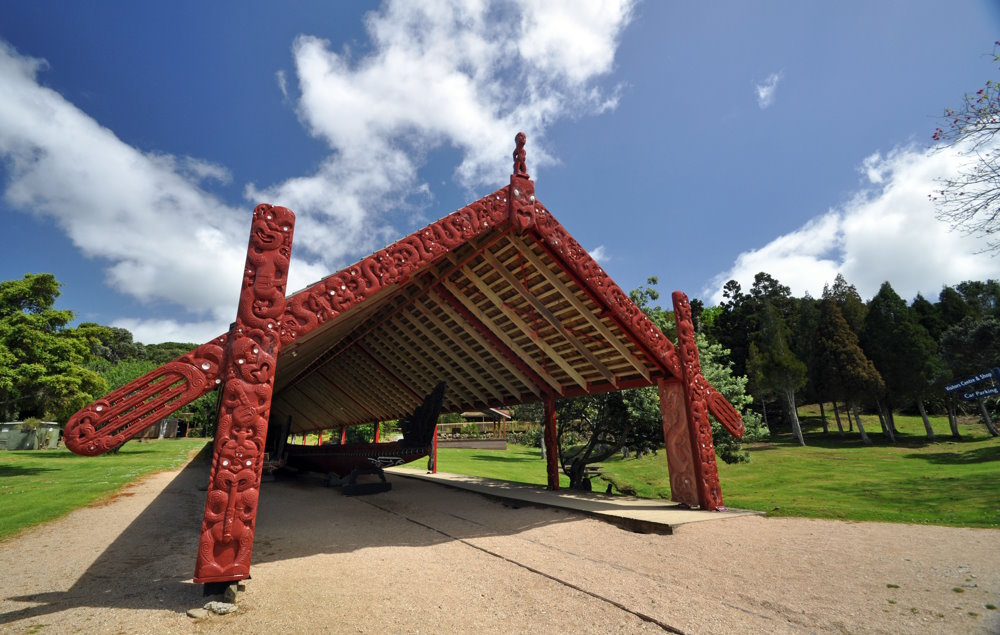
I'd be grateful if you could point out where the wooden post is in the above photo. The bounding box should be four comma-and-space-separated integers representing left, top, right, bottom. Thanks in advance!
656, 378, 698, 506
318, 431, 323, 446
340, 426, 346, 444
374, 422, 380, 443
543, 394, 559, 490
194, 204, 295, 585
432, 424, 439, 473
672, 291, 725, 510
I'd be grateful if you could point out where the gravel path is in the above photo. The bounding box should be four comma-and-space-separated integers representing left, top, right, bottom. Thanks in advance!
1, 453, 998, 634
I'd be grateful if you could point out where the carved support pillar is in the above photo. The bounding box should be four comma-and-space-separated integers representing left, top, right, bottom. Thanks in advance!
194, 204, 295, 584
672, 291, 725, 511
656, 378, 698, 507
431, 424, 439, 473
543, 393, 559, 490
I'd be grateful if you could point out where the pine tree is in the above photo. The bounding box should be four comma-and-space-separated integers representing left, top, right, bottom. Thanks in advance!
863, 282, 941, 440
814, 299, 883, 445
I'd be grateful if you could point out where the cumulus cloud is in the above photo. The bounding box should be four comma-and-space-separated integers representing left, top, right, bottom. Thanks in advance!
705, 143, 1000, 304
0, 42, 254, 328
589, 244, 610, 263
250, 0, 635, 263
755, 71, 783, 109
0, 1, 634, 342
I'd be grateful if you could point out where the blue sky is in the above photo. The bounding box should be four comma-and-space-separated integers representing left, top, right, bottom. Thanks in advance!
1, 1, 999, 344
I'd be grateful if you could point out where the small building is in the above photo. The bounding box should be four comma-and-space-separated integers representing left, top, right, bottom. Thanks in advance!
0, 421, 61, 450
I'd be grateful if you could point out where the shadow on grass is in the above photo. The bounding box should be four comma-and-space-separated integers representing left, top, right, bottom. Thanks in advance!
0, 464, 53, 477
903, 445, 1000, 465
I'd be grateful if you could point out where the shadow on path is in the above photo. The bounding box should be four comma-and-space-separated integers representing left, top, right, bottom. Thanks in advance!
1, 454, 575, 625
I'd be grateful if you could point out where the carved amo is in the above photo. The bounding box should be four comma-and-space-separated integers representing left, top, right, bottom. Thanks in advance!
194, 204, 294, 583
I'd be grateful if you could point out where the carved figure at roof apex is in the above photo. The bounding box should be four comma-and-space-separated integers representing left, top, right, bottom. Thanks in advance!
513, 131, 529, 178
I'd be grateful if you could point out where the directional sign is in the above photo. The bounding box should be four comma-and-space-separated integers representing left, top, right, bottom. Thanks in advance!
962, 386, 1000, 401
945, 371, 996, 393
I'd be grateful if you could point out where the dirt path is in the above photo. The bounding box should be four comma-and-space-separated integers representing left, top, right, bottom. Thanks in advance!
1, 454, 998, 634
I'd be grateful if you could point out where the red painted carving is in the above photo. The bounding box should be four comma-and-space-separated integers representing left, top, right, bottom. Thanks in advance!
509, 132, 537, 233
513, 131, 529, 178
657, 378, 698, 506
194, 204, 295, 583
64, 340, 226, 456
279, 188, 510, 344
63, 188, 511, 455
673, 291, 734, 510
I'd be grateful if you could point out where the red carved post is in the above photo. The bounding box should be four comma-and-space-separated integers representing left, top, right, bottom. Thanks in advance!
671, 291, 725, 510
656, 378, 699, 507
431, 424, 438, 473
543, 394, 559, 490
194, 204, 295, 584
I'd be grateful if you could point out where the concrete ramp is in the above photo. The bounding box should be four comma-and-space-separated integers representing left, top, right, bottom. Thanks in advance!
388, 468, 763, 534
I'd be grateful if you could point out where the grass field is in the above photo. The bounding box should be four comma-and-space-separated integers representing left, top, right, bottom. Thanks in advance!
407, 409, 1000, 528
0, 438, 208, 542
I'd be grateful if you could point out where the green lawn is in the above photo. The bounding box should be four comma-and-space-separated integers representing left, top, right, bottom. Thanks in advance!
407, 409, 1000, 528
0, 438, 209, 542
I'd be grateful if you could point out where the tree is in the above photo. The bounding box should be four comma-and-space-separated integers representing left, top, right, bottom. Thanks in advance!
0, 274, 107, 421
863, 282, 942, 440
76, 323, 144, 363
555, 388, 662, 490
940, 317, 1000, 436
911, 293, 945, 341
931, 42, 1000, 253
814, 299, 883, 445
824, 274, 867, 336
938, 285, 973, 329
954, 279, 1000, 320
751, 302, 807, 445
552, 280, 766, 489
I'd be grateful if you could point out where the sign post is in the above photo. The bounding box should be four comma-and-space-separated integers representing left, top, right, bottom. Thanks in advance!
945, 368, 999, 437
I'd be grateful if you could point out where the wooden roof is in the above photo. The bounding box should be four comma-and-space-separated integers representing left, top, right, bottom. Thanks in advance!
268, 172, 682, 435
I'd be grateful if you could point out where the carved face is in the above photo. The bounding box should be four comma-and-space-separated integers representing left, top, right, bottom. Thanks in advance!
251, 206, 293, 252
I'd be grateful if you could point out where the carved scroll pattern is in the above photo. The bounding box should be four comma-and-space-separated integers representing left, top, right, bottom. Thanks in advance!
279, 187, 510, 344
657, 379, 699, 506
64, 341, 226, 456
532, 205, 682, 377
194, 204, 294, 583
672, 291, 725, 510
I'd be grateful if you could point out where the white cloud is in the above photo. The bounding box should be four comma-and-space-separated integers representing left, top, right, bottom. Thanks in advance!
250, 0, 635, 264
276, 69, 289, 101
0, 41, 254, 338
705, 143, 1000, 304
755, 71, 783, 109
0, 1, 634, 343
589, 244, 610, 263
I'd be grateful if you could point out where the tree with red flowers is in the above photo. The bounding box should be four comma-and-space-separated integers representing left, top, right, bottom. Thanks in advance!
930, 42, 1000, 253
